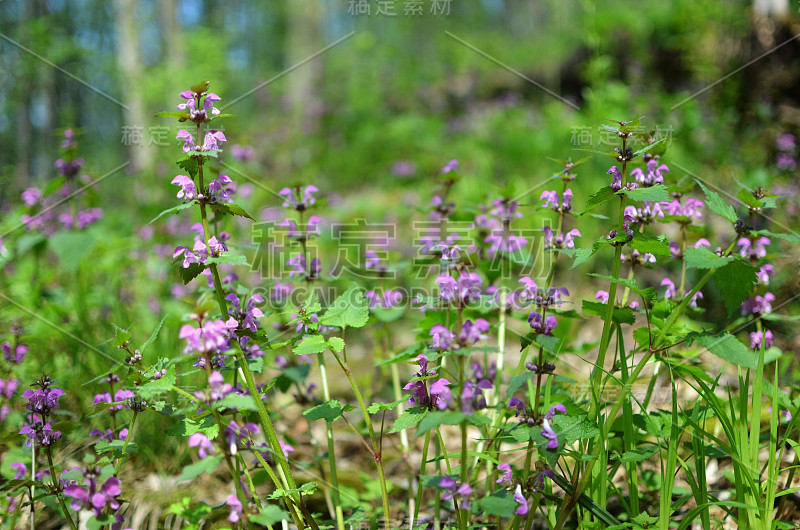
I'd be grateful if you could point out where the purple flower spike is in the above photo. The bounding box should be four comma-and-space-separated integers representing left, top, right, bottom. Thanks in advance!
541, 418, 558, 450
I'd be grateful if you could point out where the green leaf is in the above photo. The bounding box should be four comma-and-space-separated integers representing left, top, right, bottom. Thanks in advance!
250, 506, 291, 527
588, 274, 656, 303
505, 371, 536, 400
582, 300, 636, 325
293, 335, 327, 355
478, 490, 518, 517
178, 455, 222, 482
367, 398, 407, 414
178, 263, 204, 284
416, 411, 467, 434
215, 393, 261, 411
327, 337, 345, 352
166, 414, 219, 438
687, 332, 755, 369
632, 137, 666, 157
554, 414, 600, 445
620, 184, 669, 203
112, 324, 131, 348
684, 246, 734, 269
268, 482, 317, 499
209, 202, 255, 221
140, 316, 167, 354
154, 110, 191, 121
712, 260, 757, 316
611, 445, 659, 463
50, 231, 96, 272
751, 229, 800, 243
390, 406, 427, 433
148, 202, 194, 225
629, 233, 671, 256
571, 237, 611, 269
206, 253, 251, 267
737, 188, 763, 208
695, 180, 737, 223
375, 342, 426, 367
177, 156, 199, 178
320, 285, 369, 329
580, 186, 616, 215
86, 515, 115, 530
303, 399, 354, 422
138, 367, 176, 400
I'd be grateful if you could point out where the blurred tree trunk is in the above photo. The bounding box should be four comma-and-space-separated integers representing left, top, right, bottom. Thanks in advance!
753, 0, 788, 17
15, 0, 34, 181
285, 0, 324, 136
114, 0, 152, 173
159, 0, 184, 67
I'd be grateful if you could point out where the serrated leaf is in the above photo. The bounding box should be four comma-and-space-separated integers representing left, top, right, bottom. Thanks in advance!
571, 237, 610, 269
582, 300, 636, 325
177, 156, 199, 178
416, 411, 467, 434
611, 445, 659, 463
695, 180, 737, 223
178, 263, 204, 284
620, 184, 669, 202
390, 406, 427, 433
206, 253, 250, 267
712, 260, 757, 316
112, 324, 131, 348
148, 202, 194, 225
554, 414, 600, 445
140, 316, 167, 354
178, 455, 222, 482
632, 137, 666, 157
505, 371, 536, 400
751, 229, 800, 243
293, 335, 327, 355
580, 186, 616, 215
138, 367, 176, 400
320, 285, 369, 329
303, 399, 354, 422
684, 246, 734, 269
367, 398, 407, 414
629, 233, 671, 256
166, 414, 219, 438
209, 202, 255, 221
215, 393, 261, 411
687, 332, 755, 369
327, 337, 345, 352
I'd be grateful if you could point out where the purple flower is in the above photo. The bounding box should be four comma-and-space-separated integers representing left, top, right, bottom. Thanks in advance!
540, 418, 558, 450
279, 185, 319, 210
0, 378, 19, 399
595, 290, 610, 304
64, 472, 122, 517
223, 421, 260, 456
440, 477, 472, 510
749, 330, 774, 349
533, 469, 554, 492
630, 160, 668, 187
508, 397, 525, 417
544, 403, 566, 421
441, 159, 459, 173
777, 153, 797, 170
429, 379, 452, 410
207, 371, 234, 401
208, 174, 234, 203
459, 318, 490, 346
540, 190, 560, 210
179, 319, 231, 355
496, 462, 513, 484
528, 312, 557, 335
741, 293, 775, 315
171, 175, 197, 200
543, 226, 581, 250
20, 422, 62, 447
22, 387, 65, 416
737, 237, 770, 260
513, 484, 529, 515
21, 187, 42, 207
435, 273, 457, 301
776, 133, 796, 151
231, 144, 254, 162
607, 166, 622, 191
188, 433, 215, 459
757, 264, 775, 284
227, 495, 244, 523
460, 379, 492, 414
176, 129, 195, 153
430, 324, 454, 350
202, 130, 226, 151
11, 462, 27, 480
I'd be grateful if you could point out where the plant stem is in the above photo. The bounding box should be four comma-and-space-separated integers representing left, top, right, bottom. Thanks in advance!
317, 350, 345, 530
329, 347, 392, 525
45, 446, 77, 530
114, 411, 137, 475
413, 429, 432, 527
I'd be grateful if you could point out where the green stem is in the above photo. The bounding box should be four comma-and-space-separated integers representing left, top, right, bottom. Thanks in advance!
413, 429, 432, 527
317, 351, 345, 530
329, 347, 392, 525
45, 446, 77, 530
114, 411, 137, 475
